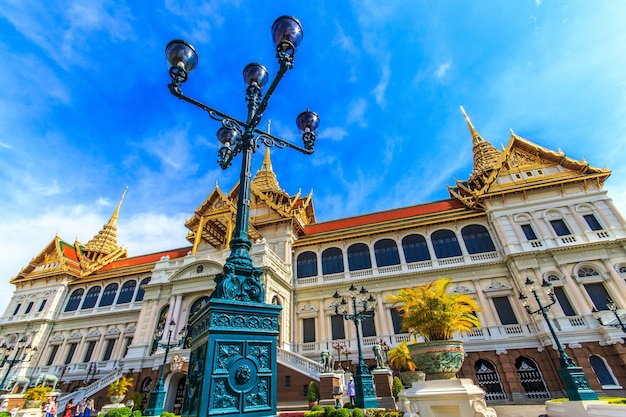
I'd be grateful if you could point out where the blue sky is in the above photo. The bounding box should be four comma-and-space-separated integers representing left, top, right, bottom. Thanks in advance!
1, 1, 626, 312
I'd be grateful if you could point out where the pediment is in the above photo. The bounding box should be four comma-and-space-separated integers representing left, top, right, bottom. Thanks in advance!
169, 260, 224, 282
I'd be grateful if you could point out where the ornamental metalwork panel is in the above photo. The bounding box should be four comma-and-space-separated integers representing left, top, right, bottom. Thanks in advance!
516, 356, 551, 400
474, 359, 507, 401
182, 342, 206, 417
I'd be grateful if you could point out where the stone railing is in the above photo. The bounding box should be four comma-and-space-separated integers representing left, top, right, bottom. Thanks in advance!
277, 348, 323, 381
57, 366, 124, 413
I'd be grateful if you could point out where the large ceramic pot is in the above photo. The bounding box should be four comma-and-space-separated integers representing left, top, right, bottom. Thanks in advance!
400, 370, 426, 387
408, 340, 464, 380
109, 394, 125, 404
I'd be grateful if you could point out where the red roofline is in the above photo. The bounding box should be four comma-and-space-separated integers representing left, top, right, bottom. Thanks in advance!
99, 247, 191, 271
304, 199, 465, 235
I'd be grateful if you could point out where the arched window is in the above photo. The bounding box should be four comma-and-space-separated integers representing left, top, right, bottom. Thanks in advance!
402, 234, 430, 263
578, 267, 600, 277
151, 306, 169, 354
322, 247, 344, 275
189, 297, 209, 319
461, 225, 496, 254
474, 359, 506, 401
347, 243, 371, 271
99, 283, 119, 307
135, 277, 151, 302
374, 239, 400, 267
589, 355, 619, 387
431, 230, 462, 259
297, 251, 318, 278
117, 280, 137, 304
64, 289, 84, 312
515, 356, 550, 400
81, 286, 101, 310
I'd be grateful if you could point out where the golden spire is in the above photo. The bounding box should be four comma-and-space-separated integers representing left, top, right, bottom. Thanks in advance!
460, 106, 500, 178
460, 105, 483, 145
82, 187, 127, 261
252, 147, 281, 192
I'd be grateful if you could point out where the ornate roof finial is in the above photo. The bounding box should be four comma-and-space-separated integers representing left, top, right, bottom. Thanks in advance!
82, 187, 128, 261
252, 147, 281, 192
460, 105, 483, 145
459, 106, 501, 180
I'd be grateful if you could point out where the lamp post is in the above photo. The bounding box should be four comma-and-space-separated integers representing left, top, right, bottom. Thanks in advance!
145, 320, 186, 416
592, 297, 626, 333
332, 285, 378, 409
0, 336, 35, 391
165, 15, 318, 417
519, 277, 598, 400
83, 362, 98, 385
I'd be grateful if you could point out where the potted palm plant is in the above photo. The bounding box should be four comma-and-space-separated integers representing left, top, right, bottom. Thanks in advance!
107, 376, 134, 404
387, 341, 424, 386
388, 278, 481, 380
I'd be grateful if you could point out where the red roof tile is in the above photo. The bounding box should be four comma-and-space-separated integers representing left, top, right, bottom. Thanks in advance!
99, 247, 191, 271
304, 199, 465, 235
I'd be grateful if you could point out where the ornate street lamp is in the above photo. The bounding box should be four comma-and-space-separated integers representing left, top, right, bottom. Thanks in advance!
145, 320, 187, 416
331, 285, 378, 409
592, 297, 626, 333
0, 336, 35, 391
83, 362, 98, 385
519, 277, 598, 400
165, 15, 318, 417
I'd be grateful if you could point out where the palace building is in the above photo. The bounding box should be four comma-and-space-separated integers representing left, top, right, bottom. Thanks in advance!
2, 111, 626, 410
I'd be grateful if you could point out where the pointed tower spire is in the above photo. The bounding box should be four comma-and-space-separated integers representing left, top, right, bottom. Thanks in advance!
252, 147, 282, 192
459, 106, 501, 178
460, 105, 484, 145
82, 187, 128, 261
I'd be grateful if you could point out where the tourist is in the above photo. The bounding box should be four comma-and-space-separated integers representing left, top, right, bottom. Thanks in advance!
63, 399, 74, 417
347, 378, 355, 404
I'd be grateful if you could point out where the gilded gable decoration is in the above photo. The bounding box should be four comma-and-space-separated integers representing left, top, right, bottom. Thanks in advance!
449, 108, 611, 209
185, 147, 316, 253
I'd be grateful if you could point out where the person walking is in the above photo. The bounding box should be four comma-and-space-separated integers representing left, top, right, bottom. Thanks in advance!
84, 399, 93, 417
63, 399, 74, 417
347, 378, 356, 405
77, 398, 87, 417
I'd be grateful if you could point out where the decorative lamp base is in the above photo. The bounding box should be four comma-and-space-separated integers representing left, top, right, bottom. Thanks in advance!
181, 299, 281, 417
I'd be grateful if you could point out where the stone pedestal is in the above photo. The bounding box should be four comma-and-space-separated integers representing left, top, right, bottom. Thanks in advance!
373, 368, 396, 409
319, 373, 342, 407
15, 408, 42, 417
398, 378, 496, 417
546, 400, 619, 417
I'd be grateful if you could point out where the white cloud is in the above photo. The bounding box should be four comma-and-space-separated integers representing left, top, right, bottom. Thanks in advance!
0, 204, 190, 313
347, 98, 368, 128
318, 126, 348, 141
372, 56, 391, 109
435, 61, 452, 80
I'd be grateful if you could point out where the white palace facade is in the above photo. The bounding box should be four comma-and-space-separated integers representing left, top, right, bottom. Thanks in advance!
2, 112, 626, 409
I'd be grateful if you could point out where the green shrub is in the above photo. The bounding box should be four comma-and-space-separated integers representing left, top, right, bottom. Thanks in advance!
311, 405, 323, 411
324, 405, 335, 416
160, 413, 175, 417
342, 402, 354, 409
303, 411, 325, 417
307, 382, 320, 403
0, 412, 11, 417
133, 410, 142, 417
392, 376, 404, 400
104, 407, 132, 417
353, 408, 364, 417
329, 408, 350, 417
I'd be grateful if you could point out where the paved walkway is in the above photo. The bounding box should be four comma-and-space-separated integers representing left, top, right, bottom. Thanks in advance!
491, 404, 547, 417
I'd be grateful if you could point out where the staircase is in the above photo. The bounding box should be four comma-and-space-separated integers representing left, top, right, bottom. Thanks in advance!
56, 366, 124, 413
277, 348, 323, 381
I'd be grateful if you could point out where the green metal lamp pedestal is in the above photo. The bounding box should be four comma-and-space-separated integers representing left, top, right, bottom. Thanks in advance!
182, 300, 281, 417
